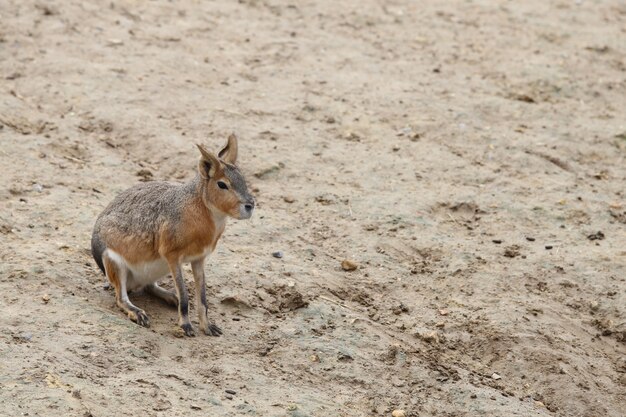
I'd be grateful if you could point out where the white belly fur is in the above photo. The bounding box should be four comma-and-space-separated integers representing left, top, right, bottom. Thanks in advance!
106, 249, 170, 291
105, 246, 214, 291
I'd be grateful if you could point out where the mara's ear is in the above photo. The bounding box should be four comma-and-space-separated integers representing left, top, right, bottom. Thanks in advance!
196, 144, 221, 179
218, 133, 238, 164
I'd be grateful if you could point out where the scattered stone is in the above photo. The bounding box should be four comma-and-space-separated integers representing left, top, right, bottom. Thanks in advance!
337, 352, 353, 362
587, 231, 605, 241
283, 196, 295, 203
32, 183, 43, 193
341, 259, 358, 271
342, 131, 361, 142
225, 394, 233, 400
190, 405, 202, 410
392, 303, 409, 315
491, 372, 502, 380
272, 251, 284, 259
220, 295, 253, 310
72, 389, 81, 399
315, 193, 339, 205
225, 389, 236, 395
310, 354, 320, 362
525, 236, 536, 241
545, 245, 553, 250
13, 332, 33, 342
42, 294, 50, 303
391, 410, 406, 417
173, 327, 186, 338
439, 309, 449, 316
414, 328, 439, 343
136, 169, 153, 182
503, 245, 521, 258
492, 239, 503, 244
254, 164, 283, 179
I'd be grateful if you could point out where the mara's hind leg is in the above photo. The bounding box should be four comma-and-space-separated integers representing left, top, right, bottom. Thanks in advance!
145, 283, 178, 307
103, 253, 150, 327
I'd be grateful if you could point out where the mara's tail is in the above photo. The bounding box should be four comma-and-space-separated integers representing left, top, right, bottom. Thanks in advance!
91, 231, 106, 275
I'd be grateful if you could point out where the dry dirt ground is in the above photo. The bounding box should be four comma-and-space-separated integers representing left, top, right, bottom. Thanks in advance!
1, 1, 625, 416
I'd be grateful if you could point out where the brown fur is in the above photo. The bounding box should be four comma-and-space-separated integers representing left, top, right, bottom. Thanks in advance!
91, 135, 254, 336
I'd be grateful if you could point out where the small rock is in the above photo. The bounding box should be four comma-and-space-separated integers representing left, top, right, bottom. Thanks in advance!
525, 236, 536, 242
72, 389, 81, 399
337, 352, 353, 362
254, 164, 282, 179
414, 328, 439, 343
225, 395, 233, 400
587, 231, 605, 241
341, 259, 358, 271
391, 410, 406, 417
272, 251, 283, 259
491, 372, 501, 380
492, 239, 503, 244
225, 389, 236, 395
136, 169, 153, 182
283, 196, 295, 203
439, 309, 449, 316
310, 354, 320, 362
534, 400, 545, 408
42, 294, 50, 303
32, 183, 43, 193
173, 328, 186, 338
545, 245, 553, 250
503, 245, 521, 258
14, 332, 32, 342
190, 405, 202, 410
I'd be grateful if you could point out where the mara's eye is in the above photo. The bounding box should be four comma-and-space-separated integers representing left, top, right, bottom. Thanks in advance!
217, 181, 229, 190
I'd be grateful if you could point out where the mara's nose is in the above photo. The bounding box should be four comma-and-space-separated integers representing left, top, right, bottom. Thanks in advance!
244, 201, 255, 212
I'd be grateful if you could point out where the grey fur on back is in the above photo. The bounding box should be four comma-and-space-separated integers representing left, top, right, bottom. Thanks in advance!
91, 178, 200, 267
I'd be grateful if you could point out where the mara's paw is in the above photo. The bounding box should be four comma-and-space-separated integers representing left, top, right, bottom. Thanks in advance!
204, 323, 223, 337
181, 323, 197, 337
130, 310, 150, 328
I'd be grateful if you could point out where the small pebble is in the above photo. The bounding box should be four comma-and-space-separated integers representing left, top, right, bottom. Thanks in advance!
225, 394, 233, 400
42, 294, 50, 303
283, 196, 295, 203
492, 239, 502, 244
491, 372, 502, 380
545, 245, 553, 250
526, 236, 536, 241
225, 389, 236, 395
341, 259, 358, 271
272, 251, 283, 259
391, 410, 406, 417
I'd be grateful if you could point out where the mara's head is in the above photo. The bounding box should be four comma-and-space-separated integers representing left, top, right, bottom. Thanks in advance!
196, 134, 255, 220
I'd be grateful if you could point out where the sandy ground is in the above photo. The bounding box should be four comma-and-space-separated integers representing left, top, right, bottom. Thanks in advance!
1, 1, 625, 416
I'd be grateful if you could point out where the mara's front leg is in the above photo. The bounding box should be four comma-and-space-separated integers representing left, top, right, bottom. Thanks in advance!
168, 261, 195, 336
191, 259, 222, 336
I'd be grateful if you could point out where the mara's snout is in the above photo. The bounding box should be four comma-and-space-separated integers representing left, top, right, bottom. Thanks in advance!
239, 199, 255, 219
91, 133, 254, 337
